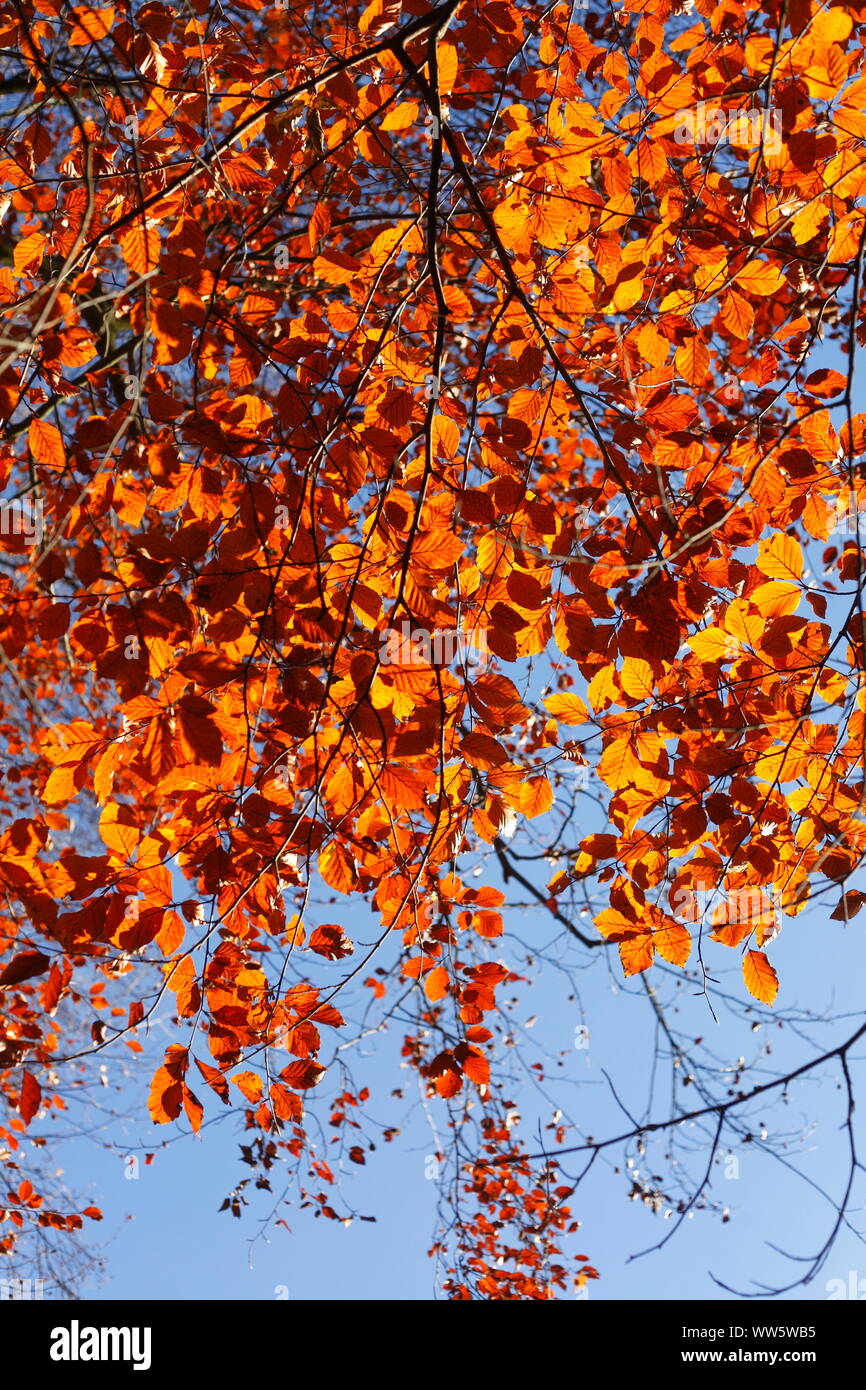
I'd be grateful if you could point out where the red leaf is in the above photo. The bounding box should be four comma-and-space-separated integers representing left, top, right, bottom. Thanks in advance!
0, 951, 51, 989
19, 1071, 42, 1125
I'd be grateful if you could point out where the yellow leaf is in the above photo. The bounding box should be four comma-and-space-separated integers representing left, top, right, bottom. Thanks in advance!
750, 581, 800, 618
735, 259, 785, 295
620, 656, 655, 700
658, 287, 695, 313
723, 599, 764, 649
756, 533, 803, 581
586, 662, 618, 711
380, 101, 419, 132
543, 692, 589, 724
688, 627, 737, 662
812, 6, 852, 41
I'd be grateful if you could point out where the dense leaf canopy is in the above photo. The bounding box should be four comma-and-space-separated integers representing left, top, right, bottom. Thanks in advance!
1, 0, 866, 1299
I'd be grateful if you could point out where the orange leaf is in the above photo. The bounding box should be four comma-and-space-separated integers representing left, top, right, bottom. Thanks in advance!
281, 1058, 326, 1089
182, 1085, 204, 1134
519, 775, 553, 818
743, 950, 779, 1004
68, 6, 115, 44
319, 840, 357, 894
29, 418, 65, 471
120, 222, 161, 276
460, 731, 507, 769
619, 932, 654, 976
674, 338, 709, 386
232, 1071, 263, 1103
653, 920, 691, 967
424, 965, 449, 1001
147, 1045, 187, 1124
14, 232, 45, 276
99, 802, 140, 859
195, 1057, 230, 1104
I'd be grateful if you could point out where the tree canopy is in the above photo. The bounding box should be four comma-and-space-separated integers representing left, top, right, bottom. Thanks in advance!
1, 0, 866, 1300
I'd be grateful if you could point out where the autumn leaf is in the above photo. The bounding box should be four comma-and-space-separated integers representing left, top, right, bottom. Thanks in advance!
0, 951, 51, 989
28, 418, 65, 471
148, 1046, 187, 1125
653, 921, 691, 967
68, 6, 115, 44
120, 223, 161, 276
14, 233, 45, 277
19, 1071, 41, 1125
735, 260, 785, 296
618, 932, 654, 977
743, 950, 779, 1005
543, 693, 588, 724
308, 925, 354, 959
424, 965, 449, 1001
620, 656, 655, 700
319, 841, 357, 894
519, 775, 553, 818
381, 101, 419, 132
756, 533, 804, 582
232, 1071, 263, 1104
281, 1059, 325, 1090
